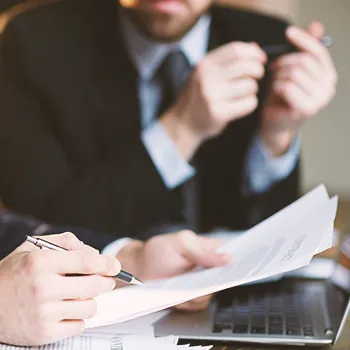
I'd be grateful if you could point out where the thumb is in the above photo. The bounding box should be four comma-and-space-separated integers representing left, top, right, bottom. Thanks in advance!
38, 232, 96, 252
177, 231, 232, 268
307, 21, 324, 39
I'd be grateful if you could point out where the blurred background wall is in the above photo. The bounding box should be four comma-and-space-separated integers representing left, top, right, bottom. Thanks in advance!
218, 0, 350, 199
297, 0, 350, 198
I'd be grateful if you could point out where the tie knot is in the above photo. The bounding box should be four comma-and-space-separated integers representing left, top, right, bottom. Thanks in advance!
157, 50, 191, 95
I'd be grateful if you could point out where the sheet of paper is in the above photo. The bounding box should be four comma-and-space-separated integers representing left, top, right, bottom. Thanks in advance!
84, 186, 337, 329
286, 257, 335, 279
0, 335, 212, 350
83, 310, 170, 337
0, 336, 112, 350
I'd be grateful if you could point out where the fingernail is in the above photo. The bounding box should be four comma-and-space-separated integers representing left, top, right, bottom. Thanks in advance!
287, 26, 298, 37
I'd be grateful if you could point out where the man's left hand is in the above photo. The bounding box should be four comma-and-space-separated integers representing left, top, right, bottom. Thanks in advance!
116, 230, 232, 311
260, 21, 337, 157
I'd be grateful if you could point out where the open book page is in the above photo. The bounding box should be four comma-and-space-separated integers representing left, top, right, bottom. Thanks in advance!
84, 187, 337, 329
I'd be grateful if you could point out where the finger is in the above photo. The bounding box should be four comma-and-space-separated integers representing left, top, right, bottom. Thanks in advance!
226, 60, 265, 80
175, 302, 206, 311
198, 236, 223, 251
175, 295, 213, 312
275, 66, 322, 97
274, 80, 319, 117
16, 232, 88, 254
189, 294, 213, 305
307, 21, 324, 39
41, 232, 100, 253
213, 78, 258, 101
37, 250, 121, 275
286, 26, 334, 71
176, 231, 232, 268
55, 274, 116, 299
52, 299, 98, 321
221, 95, 258, 121
209, 41, 266, 64
270, 53, 321, 81
39, 232, 86, 251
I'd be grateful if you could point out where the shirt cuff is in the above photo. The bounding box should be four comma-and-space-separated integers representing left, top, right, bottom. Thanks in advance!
141, 121, 195, 189
101, 238, 133, 257
245, 133, 300, 194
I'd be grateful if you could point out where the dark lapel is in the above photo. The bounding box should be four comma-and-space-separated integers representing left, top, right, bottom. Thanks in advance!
91, 0, 141, 136
208, 6, 244, 51
208, 5, 289, 51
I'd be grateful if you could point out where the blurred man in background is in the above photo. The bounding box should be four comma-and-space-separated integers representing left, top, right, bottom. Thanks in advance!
0, 0, 337, 244
0, 0, 20, 12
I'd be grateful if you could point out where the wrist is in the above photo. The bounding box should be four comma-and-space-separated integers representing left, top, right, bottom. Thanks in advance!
260, 127, 296, 158
115, 240, 144, 281
159, 106, 203, 160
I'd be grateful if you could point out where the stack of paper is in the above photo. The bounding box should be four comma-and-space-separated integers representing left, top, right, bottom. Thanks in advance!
0, 334, 212, 350
84, 185, 338, 329
83, 310, 170, 337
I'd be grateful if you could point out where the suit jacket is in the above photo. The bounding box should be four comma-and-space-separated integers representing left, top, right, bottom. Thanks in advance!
0, 0, 22, 12
0, 0, 300, 240
0, 209, 116, 260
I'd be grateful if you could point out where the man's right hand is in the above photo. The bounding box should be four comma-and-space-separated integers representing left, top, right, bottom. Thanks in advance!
160, 42, 266, 159
0, 232, 121, 347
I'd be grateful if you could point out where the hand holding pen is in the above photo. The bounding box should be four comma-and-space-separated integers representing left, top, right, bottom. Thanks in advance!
26, 235, 143, 285
2, 232, 127, 346
260, 22, 337, 158
261, 34, 332, 56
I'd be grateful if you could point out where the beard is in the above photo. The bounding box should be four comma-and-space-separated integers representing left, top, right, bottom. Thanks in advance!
124, 3, 211, 42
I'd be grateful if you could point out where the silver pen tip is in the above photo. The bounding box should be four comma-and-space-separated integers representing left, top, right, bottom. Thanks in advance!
25, 235, 37, 245
132, 277, 144, 285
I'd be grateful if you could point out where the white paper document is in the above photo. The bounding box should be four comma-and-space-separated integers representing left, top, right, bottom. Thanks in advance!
0, 336, 112, 350
0, 335, 212, 350
84, 185, 338, 329
83, 310, 170, 337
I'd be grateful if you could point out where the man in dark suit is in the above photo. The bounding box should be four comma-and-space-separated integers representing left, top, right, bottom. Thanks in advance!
0, 0, 21, 12
0, 0, 337, 241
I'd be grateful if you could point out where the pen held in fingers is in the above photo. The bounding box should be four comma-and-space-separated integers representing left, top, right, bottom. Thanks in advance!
25, 235, 144, 285
67, 271, 144, 286
262, 35, 332, 56
116, 270, 143, 285
25, 235, 67, 251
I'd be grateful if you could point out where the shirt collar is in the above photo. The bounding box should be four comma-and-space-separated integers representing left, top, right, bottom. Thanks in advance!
119, 11, 211, 80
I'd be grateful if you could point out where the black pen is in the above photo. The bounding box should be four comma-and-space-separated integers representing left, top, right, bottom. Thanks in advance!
25, 235, 143, 285
262, 35, 332, 56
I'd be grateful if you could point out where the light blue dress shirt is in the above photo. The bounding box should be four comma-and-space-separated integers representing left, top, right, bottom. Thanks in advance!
119, 12, 300, 193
